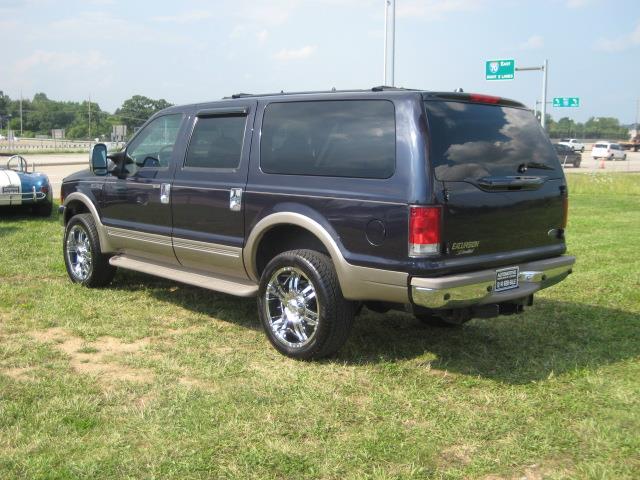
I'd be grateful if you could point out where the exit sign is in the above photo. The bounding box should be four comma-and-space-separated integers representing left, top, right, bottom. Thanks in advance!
553, 97, 580, 107
485, 59, 515, 81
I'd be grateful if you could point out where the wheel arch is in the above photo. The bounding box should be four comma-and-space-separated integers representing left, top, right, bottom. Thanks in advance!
63, 192, 113, 252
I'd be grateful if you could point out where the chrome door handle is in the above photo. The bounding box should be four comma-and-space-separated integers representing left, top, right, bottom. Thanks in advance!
230, 188, 242, 211
160, 183, 171, 204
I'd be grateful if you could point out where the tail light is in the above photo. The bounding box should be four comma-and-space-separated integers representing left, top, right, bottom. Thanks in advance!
469, 93, 501, 104
561, 195, 569, 229
409, 206, 441, 257
40, 185, 49, 194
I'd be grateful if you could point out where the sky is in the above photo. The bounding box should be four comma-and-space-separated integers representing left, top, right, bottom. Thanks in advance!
1, 0, 639, 123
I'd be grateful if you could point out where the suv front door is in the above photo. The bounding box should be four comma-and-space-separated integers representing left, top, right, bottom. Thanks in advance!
171, 101, 256, 278
101, 113, 186, 264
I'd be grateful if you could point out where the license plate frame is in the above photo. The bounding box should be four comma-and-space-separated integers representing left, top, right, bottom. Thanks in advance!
495, 266, 519, 292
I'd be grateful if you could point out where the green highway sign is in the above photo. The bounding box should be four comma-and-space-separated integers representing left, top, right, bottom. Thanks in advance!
553, 97, 580, 107
485, 59, 515, 81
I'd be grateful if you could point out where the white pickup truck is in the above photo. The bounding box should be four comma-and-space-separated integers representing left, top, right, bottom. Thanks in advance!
558, 138, 585, 152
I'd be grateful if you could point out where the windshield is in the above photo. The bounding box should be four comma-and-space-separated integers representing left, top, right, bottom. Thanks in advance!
424, 101, 561, 181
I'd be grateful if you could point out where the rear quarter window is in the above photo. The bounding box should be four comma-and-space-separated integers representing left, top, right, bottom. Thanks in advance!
260, 100, 395, 179
424, 101, 560, 181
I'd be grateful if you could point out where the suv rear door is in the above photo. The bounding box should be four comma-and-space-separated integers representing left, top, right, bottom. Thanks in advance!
171, 100, 256, 278
423, 96, 567, 262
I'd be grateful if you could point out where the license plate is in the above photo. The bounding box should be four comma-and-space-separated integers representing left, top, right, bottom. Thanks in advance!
2, 186, 19, 194
495, 266, 519, 292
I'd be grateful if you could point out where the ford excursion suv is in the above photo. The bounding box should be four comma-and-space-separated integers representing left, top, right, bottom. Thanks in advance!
59, 87, 575, 359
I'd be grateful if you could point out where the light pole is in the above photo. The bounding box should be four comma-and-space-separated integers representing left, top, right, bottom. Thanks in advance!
516, 59, 548, 129
383, 0, 395, 86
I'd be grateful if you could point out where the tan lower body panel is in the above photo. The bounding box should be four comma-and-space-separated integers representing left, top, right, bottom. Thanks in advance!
109, 255, 258, 297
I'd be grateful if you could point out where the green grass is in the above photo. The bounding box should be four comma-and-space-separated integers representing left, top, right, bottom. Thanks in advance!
1, 176, 639, 479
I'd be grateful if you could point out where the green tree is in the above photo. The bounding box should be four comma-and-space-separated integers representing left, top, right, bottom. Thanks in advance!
115, 95, 173, 131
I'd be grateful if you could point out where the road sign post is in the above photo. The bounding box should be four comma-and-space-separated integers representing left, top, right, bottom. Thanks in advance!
485, 59, 515, 80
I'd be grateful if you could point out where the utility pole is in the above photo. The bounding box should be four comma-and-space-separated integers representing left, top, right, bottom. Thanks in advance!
88, 94, 91, 140
19, 91, 23, 136
516, 59, 548, 129
541, 59, 548, 129
383, 0, 395, 86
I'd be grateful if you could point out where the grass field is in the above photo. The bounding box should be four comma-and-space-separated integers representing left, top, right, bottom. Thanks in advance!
1, 174, 639, 479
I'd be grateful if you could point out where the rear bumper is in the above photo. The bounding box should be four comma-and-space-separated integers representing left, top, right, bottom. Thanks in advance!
411, 255, 575, 310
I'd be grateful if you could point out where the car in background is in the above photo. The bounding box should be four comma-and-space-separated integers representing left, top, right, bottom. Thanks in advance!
553, 144, 581, 167
591, 141, 627, 161
558, 138, 585, 152
0, 155, 53, 216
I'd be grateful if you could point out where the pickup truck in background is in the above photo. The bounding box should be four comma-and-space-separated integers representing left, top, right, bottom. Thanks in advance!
558, 138, 585, 152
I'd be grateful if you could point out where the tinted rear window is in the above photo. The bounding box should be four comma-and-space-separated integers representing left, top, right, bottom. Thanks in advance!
260, 100, 395, 178
425, 101, 560, 181
594, 144, 607, 148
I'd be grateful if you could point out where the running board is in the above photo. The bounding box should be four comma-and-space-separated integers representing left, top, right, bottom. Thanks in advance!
109, 255, 258, 297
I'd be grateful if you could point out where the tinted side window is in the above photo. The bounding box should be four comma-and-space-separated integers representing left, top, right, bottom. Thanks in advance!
127, 114, 183, 173
184, 115, 246, 169
260, 100, 395, 178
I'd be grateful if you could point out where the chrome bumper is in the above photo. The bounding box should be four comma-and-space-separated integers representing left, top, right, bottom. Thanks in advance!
411, 256, 575, 310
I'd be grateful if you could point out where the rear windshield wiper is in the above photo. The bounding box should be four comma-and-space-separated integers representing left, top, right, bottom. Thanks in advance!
476, 175, 545, 191
518, 162, 555, 172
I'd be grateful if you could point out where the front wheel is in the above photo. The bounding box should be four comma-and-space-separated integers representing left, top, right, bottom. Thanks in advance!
63, 213, 116, 287
257, 249, 355, 360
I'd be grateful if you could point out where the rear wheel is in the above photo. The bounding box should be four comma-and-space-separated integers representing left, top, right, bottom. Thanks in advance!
257, 249, 355, 360
63, 213, 116, 287
574, 160, 581, 168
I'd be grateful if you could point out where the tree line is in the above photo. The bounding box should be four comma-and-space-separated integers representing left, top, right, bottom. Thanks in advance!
0, 91, 172, 140
0, 90, 633, 141
544, 115, 631, 140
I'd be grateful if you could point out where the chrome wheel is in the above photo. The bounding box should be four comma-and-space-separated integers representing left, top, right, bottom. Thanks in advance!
66, 225, 93, 281
264, 266, 319, 349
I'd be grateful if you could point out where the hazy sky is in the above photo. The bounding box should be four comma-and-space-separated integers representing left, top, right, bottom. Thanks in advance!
1, 0, 639, 123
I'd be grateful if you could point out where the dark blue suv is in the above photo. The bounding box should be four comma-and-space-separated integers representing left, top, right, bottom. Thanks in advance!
59, 87, 575, 359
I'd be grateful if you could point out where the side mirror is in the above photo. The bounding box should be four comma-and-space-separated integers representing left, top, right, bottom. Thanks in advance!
90, 143, 108, 176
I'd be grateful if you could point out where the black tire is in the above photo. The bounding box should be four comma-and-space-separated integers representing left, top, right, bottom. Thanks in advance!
32, 201, 52, 217
574, 160, 581, 168
257, 249, 355, 360
63, 213, 116, 288
415, 313, 461, 328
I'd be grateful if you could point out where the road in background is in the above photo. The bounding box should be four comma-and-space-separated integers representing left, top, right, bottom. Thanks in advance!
6, 150, 640, 200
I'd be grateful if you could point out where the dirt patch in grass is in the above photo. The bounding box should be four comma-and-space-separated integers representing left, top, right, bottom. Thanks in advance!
1, 366, 35, 381
482, 459, 575, 480
30, 328, 153, 386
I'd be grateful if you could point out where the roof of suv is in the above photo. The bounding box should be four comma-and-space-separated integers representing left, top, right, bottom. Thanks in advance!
159, 87, 527, 116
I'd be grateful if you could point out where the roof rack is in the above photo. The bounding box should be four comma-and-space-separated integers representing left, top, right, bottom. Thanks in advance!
223, 86, 420, 100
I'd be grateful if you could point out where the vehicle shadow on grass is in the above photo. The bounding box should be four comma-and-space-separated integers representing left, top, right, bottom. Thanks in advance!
343, 300, 640, 384
108, 270, 640, 384
112, 269, 261, 331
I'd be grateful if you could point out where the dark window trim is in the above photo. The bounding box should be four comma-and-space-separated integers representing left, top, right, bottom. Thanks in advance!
258, 99, 397, 179
181, 112, 249, 171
